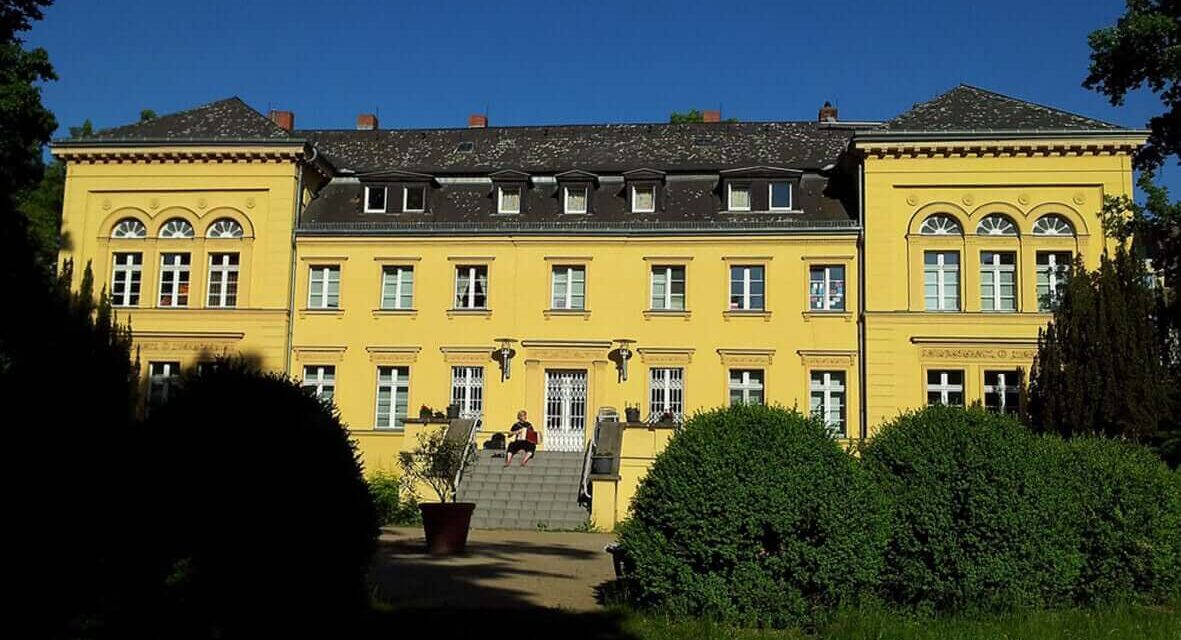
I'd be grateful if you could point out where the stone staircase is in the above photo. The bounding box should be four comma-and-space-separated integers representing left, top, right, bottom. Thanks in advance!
457, 449, 589, 530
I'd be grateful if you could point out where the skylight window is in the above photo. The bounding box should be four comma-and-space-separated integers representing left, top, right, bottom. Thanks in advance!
454, 141, 475, 153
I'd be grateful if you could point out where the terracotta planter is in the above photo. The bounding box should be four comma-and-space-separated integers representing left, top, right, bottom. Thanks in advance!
419, 502, 476, 555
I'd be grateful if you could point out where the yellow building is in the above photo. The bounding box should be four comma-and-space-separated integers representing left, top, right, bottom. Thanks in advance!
53, 86, 1143, 530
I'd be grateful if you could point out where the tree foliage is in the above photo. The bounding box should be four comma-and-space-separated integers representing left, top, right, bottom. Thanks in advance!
399, 426, 475, 503
0, 0, 55, 197
668, 109, 738, 123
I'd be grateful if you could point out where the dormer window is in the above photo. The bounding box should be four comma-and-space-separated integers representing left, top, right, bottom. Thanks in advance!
728, 183, 752, 211
622, 168, 665, 214
403, 185, 426, 213
365, 186, 387, 213
769, 181, 792, 211
490, 170, 530, 215
632, 185, 656, 213
563, 185, 588, 214
498, 185, 522, 214
720, 166, 801, 213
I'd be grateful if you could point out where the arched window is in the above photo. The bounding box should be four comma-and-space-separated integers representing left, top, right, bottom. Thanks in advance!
1032, 214, 1075, 236
976, 214, 1017, 236
919, 214, 963, 235
206, 218, 244, 238
111, 218, 147, 238
159, 218, 195, 238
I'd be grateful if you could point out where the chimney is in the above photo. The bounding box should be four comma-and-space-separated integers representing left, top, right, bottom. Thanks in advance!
356, 113, 379, 130
468, 113, 488, 128
702, 110, 721, 123
269, 109, 294, 132
818, 101, 838, 123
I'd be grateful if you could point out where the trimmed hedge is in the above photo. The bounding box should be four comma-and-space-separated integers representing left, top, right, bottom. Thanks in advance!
617, 404, 887, 628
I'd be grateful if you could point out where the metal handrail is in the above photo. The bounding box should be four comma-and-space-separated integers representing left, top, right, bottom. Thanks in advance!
452, 417, 482, 501
579, 428, 597, 503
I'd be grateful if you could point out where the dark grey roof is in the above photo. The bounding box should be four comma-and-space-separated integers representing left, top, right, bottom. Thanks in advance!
885, 85, 1124, 132
73, 97, 293, 142
300, 122, 853, 174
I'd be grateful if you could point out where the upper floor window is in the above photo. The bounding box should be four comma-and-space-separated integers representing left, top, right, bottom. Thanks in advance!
563, 185, 589, 214
976, 214, 1017, 236
810, 371, 846, 437
1033, 214, 1075, 236
551, 265, 586, 310
809, 265, 845, 311
455, 265, 488, 309
926, 369, 964, 407
308, 265, 341, 309
497, 186, 522, 214
381, 265, 414, 310
302, 365, 336, 404
365, 186, 387, 213
728, 369, 764, 406
207, 218, 244, 238
375, 366, 410, 429
159, 218, 195, 238
727, 183, 752, 211
980, 251, 1017, 312
919, 214, 963, 235
1036, 251, 1072, 312
769, 181, 793, 211
158, 253, 191, 308
924, 251, 960, 311
729, 265, 765, 311
111, 252, 142, 307
403, 185, 426, 212
632, 185, 656, 213
650, 265, 686, 311
112, 218, 147, 239
207, 253, 239, 308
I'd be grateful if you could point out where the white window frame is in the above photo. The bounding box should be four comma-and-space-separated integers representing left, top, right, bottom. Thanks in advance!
402, 185, 426, 213
206, 218, 244, 238
563, 185, 589, 214
926, 370, 964, 407
810, 371, 846, 436
1036, 251, 1071, 312
727, 183, 752, 212
984, 370, 1021, 416
159, 218, 195, 239
112, 218, 147, 239
454, 265, 488, 309
648, 367, 684, 422
380, 265, 414, 310
450, 366, 484, 420
308, 265, 341, 310
924, 251, 960, 311
158, 252, 191, 308
375, 366, 410, 430
729, 369, 765, 406
364, 186, 387, 213
148, 361, 181, 408
302, 365, 336, 403
769, 181, 793, 211
497, 185, 522, 214
111, 252, 142, 307
980, 251, 1017, 312
631, 184, 656, 213
206, 252, 239, 308
809, 265, 845, 311
650, 265, 686, 311
550, 265, 586, 310
729, 265, 765, 311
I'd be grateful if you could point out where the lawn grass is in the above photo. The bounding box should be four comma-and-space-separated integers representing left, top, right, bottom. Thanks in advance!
620, 601, 1181, 640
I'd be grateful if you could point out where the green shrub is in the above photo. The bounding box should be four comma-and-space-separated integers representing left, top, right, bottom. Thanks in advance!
616, 404, 887, 628
1060, 437, 1181, 604
369, 469, 421, 526
862, 405, 1080, 613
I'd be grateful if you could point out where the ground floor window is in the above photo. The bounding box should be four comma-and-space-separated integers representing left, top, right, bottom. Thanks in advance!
984, 370, 1021, 416
648, 367, 684, 422
302, 365, 336, 404
809, 370, 846, 436
148, 361, 181, 409
450, 366, 484, 420
728, 369, 764, 406
376, 366, 410, 429
926, 369, 964, 407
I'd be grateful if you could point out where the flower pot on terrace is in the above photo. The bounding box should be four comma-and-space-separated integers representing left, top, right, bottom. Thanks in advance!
624, 407, 641, 422
419, 502, 476, 555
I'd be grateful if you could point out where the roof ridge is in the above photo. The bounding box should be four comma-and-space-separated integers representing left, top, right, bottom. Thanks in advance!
296, 120, 828, 135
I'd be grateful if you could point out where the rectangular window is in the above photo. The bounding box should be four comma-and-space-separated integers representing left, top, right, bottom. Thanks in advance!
207, 253, 239, 308
308, 265, 341, 309
924, 251, 960, 311
770, 181, 792, 210
148, 361, 181, 408
551, 265, 586, 310
728, 183, 751, 211
926, 370, 964, 407
454, 265, 488, 309
809, 265, 845, 311
111, 252, 142, 307
810, 371, 847, 436
364, 186, 387, 213
563, 185, 588, 214
302, 365, 336, 404
450, 366, 484, 420
158, 253, 191, 307
632, 184, 656, 213
497, 186, 521, 214
403, 185, 426, 212
649, 368, 684, 422
984, 370, 1021, 416
729, 369, 764, 406
380, 265, 414, 310
729, 265, 765, 311
980, 251, 1017, 312
650, 265, 686, 311
1036, 252, 1072, 312
375, 366, 410, 429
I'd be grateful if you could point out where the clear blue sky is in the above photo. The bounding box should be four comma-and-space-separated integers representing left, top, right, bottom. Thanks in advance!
25, 0, 1174, 183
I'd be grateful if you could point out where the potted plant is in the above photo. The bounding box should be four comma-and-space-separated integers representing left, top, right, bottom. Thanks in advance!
446, 403, 461, 419
419, 404, 433, 420
657, 411, 676, 425
399, 427, 477, 555
624, 403, 641, 423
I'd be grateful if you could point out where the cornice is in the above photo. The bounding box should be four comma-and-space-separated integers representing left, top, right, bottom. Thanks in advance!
52, 145, 307, 164
853, 136, 1144, 160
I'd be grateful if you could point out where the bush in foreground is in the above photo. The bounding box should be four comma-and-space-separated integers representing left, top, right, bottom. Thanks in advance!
617, 404, 887, 628
369, 469, 421, 526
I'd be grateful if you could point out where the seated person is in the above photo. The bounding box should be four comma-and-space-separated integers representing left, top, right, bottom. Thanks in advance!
505, 410, 539, 467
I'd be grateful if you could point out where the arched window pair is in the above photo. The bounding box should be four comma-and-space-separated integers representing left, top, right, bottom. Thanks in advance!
111, 217, 245, 239
918, 213, 1075, 237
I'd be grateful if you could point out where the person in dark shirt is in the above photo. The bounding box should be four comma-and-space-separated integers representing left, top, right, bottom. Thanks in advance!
505, 409, 538, 467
